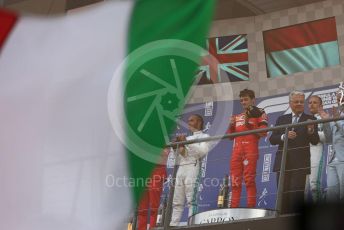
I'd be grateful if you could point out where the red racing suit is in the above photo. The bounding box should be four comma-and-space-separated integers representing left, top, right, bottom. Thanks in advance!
137, 149, 168, 230
227, 109, 268, 208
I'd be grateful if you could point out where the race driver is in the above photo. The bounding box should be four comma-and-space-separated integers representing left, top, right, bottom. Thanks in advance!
227, 89, 268, 208
170, 114, 210, 226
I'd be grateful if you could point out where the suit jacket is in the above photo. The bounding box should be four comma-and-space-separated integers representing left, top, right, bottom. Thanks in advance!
269, 113, 320, 173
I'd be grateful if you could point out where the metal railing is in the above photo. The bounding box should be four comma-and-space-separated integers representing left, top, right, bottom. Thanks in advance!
166, 117, 343, 147
137, 116, 344, 229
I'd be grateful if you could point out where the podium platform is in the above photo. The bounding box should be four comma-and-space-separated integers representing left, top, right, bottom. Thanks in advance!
153, 212, 297, 230
188, 208, 277, 225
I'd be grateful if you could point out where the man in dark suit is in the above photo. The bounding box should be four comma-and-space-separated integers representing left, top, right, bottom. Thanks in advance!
270, 90, 319, 214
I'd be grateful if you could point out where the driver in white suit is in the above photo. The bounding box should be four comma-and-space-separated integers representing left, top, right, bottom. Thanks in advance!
170, 114, 210, 226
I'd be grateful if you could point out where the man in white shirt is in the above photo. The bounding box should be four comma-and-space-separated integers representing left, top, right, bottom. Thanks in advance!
170, 114, 210, 226
307, 95, 326, 202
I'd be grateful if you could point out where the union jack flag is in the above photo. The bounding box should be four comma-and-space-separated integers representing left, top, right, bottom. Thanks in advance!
197, 35, 249, 84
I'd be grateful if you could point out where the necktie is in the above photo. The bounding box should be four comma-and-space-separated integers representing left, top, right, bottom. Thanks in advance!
293, 114, 299, 123
292, 114, 299, 131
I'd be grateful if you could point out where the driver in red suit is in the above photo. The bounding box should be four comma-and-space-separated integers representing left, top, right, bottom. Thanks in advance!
227, 89, 268, 208
137, 148, 168, 230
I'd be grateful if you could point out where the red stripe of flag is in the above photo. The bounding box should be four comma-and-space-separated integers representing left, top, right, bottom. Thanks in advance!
0, 9, 18, 50
264, 17, 338, 53
217, 52, 248, 63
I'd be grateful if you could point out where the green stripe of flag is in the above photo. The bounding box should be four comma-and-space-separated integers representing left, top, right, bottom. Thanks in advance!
125, 0, 215, 203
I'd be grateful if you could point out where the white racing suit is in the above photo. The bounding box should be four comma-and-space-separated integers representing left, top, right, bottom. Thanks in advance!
309, 114, 326, 202
170, 131, 210, 226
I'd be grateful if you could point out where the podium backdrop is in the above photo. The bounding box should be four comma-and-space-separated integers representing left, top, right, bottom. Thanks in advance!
164, 83, 338, 224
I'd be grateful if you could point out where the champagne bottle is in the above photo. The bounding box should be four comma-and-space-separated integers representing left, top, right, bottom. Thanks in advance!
156, 202, 163, 226
223, 175, 229, 208
127, 222, 132, 230
127, 214, 133, 230
217, 174, 229, 208
217, 186, 224, 208
156, 194, 167, 226
227, 191, 232, 208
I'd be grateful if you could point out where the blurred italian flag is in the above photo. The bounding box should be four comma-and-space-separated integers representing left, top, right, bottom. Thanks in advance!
0, 0, 214, 229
